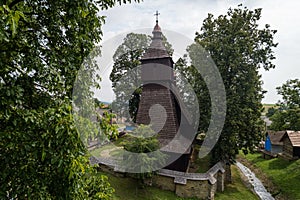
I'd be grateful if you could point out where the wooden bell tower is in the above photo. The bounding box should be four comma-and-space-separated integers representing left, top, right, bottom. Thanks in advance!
136, 12, 191, 172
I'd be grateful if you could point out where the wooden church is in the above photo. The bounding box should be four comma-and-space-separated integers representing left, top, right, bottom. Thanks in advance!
136, 14, 194, 172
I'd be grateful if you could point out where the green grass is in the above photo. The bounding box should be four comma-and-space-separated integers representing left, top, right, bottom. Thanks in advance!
90, 143, 115, 156
93, 137, 257, 199
99, 165, 257, 200
263, 104, 276, 107
241, 153, 300, 199
99, 172, 197, 200
214, 166, 259, 200
90, 135, 133, 157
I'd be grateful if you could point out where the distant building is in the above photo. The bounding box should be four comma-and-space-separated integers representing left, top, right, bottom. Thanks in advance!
280, 131, 300, 159
264, 131, 286, 154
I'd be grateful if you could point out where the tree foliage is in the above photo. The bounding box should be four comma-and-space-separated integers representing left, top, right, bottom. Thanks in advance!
277, 79, 300, 109
110, 33, 151, 122
178, 5, 278, 163
270, 79, 300, 131
99, 111, 119, 140
0, 0, 140, 198
266, 106, 277, 118
122, 125, 166, 181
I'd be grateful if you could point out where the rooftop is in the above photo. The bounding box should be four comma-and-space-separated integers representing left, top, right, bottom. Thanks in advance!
141, 19, 170, 60
268, 131, 286, 145
286, 131, 300, 147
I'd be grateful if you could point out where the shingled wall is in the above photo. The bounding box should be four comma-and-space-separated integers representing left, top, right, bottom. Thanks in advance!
136, 84, 179, 141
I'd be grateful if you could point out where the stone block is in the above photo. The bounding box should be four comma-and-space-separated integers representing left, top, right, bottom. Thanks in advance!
152, 175, 175, 192
175, 180, 209, 199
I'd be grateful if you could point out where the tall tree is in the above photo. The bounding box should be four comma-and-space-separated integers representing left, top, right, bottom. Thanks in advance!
0, 0, 140, 199
110, 32, 173, 122
179, 5, 278, 163
277, 79, 300, 109
110, 33, 151, 122
270, 79, 300, 131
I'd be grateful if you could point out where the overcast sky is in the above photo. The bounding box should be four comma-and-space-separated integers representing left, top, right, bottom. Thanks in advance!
94, 0, 300, 104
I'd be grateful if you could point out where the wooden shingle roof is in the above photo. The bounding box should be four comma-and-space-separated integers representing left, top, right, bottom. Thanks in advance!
268, 131, 286, 145
279, 131, 300, 147
286, 131, 300, 147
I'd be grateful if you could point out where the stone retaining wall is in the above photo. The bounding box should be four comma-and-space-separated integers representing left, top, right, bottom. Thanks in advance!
91, 156, 227, 200
152, 162, 225, 199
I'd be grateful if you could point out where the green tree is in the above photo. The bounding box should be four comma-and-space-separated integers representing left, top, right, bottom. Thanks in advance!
175, 52, 211, 132
122, 125, 166, 184
179, 5, 277, 163
0, 0, 140, 198
110, 33, 151, 122
110, 32, 173, 122
277, 79, 300, 109
266, 106, 277, 118
99, 111, 119, 140
270, 79, 300, 131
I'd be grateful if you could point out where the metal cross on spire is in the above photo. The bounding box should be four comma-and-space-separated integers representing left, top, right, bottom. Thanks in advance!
154, 10, 160, 23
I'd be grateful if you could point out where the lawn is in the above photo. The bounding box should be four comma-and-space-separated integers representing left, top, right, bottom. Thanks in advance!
93, 135, 258, 199
99, 165, 258, 200
99, 171, 197, 200
240, 152, 300, 200
90, 135, 133, 158
214, 166, 258, 200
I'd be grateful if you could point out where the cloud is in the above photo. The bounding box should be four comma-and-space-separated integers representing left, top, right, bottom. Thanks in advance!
96, 0, 300, 103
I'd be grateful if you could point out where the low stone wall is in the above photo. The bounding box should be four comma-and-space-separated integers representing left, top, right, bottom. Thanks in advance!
91, 156, 227, 200
152, 162, 225, 199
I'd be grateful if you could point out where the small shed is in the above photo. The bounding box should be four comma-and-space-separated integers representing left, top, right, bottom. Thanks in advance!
280, 131, 300, 159
264, 131, 286, 154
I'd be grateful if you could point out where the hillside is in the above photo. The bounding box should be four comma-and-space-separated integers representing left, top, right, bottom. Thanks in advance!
239, 153, 300, 199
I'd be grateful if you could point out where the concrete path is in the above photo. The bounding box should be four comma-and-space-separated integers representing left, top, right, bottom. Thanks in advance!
236, 162, 274, 200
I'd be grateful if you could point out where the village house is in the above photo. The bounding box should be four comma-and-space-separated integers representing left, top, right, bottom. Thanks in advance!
264, 131, 286, 155
280, 131, 300, 160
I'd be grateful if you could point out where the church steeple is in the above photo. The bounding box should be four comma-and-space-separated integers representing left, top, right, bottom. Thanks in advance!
142, 11, 170, 59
